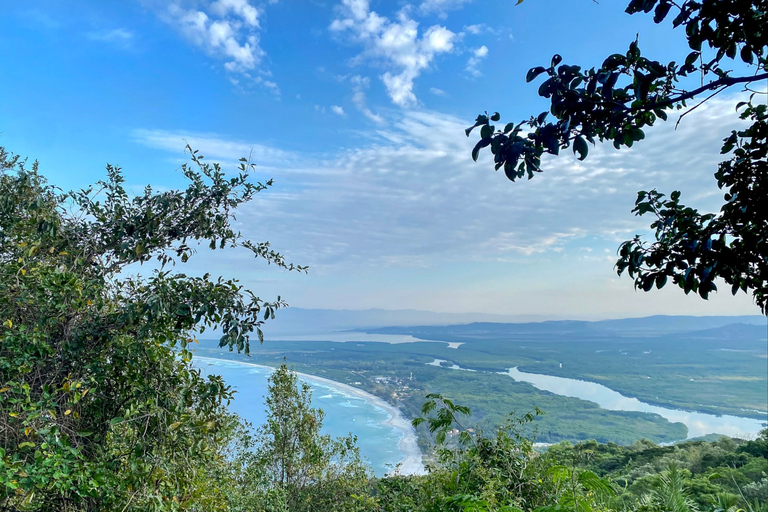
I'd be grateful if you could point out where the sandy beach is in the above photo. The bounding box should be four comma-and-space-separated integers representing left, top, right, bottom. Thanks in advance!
195, 356, 426, 476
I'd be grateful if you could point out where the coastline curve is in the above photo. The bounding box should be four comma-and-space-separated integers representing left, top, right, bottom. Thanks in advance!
194, 356, 426, 476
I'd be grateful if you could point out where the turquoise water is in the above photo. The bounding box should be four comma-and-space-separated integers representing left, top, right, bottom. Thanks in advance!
193, 357, 405, 477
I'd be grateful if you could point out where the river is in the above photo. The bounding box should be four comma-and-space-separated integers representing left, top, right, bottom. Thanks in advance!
505, 367, 766, 439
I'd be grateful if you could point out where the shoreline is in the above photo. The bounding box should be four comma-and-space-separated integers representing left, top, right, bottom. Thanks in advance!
194, 356, 426, 476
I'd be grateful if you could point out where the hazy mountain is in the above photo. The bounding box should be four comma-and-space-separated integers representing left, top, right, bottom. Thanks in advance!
263, 308, 554, 334
362, 315, 766, 339
594, 315, 766, 335
679, 322, 767, 342
263, 308, 765, 340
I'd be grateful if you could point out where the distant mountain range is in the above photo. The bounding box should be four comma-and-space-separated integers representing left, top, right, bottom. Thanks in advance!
362, 318, 768, 348
263, 307, 765, 338
263, 307, 551, 334
365, 315, 767, 338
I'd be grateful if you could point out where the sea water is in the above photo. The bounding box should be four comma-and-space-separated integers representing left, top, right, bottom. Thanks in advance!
193, 357, 405, 477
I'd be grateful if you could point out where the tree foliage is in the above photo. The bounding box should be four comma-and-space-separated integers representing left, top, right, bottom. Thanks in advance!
412, 398, 553, 512
0, 146, 303, 510
225, 363, 371, 512
388, 396, 767, 512
467, 0, 767, 312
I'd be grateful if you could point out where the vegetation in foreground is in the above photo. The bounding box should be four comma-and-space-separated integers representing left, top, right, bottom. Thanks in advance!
469, 0, 767, 312
0, 146, 302, 510
216, 366, 768, 512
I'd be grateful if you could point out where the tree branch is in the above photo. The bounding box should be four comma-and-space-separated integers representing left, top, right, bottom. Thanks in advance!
631, 72, 768, 112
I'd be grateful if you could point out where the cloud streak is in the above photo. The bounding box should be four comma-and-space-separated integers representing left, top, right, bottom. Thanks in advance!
350, 75, 385, 123
131, 129, 295, 168
133, 95, 749, 274
419, 0, 474, 16
86, 28, 134, 46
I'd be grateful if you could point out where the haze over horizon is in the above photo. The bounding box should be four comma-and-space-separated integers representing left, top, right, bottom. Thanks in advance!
255, 307, 768, 336
1, 0, 762, 318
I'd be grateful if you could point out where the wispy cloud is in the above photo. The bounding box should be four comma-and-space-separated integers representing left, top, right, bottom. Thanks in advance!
86, 28, 134, 47
330, 0, 456, 107
131, 128, 295, 168
18, 9, 62, 29
419, 0, 474, 16
133, 94, 749, 273
331, 105, 346, 116
463, 23, 484, 35
429, 87, 447, 97
461, 23, 506, 38
350, 75, 385, 123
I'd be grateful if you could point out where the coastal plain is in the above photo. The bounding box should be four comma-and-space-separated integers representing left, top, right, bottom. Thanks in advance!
194, 315, 767, 451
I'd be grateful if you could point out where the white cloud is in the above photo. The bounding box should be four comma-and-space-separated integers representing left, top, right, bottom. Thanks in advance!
210, 0, 260, 27
152, 1, 269, 84
256, 76, 279, 94
466, 45, 488, 77
331, 0, 456, 107
460, 23, 507, 38
131, 129, 295, 168
86, 28, 134, 45
463, 23, 484, 35
331, 105, 346, 116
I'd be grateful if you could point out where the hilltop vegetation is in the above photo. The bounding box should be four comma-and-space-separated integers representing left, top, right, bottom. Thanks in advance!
0, 147, 301, 510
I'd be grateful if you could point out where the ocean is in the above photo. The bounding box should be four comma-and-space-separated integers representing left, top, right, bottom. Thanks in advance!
192, 357, 409, 477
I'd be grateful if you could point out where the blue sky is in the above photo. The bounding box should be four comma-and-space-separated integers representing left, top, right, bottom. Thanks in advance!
0, 0, 760, 319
